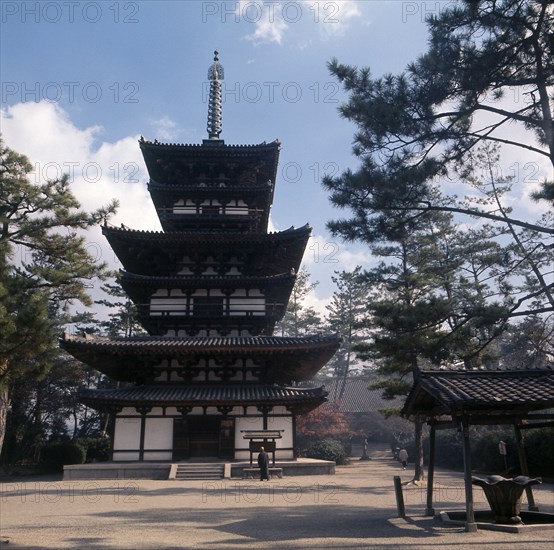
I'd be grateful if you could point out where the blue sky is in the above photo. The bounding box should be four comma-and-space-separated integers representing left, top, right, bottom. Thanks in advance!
2, 0, 521, 313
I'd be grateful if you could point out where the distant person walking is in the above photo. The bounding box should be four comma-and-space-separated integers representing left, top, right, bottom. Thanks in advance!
398, 448, 408, 470
258, 446, 270, 481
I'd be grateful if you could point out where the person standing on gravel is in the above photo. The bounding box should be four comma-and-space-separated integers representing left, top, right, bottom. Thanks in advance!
398, 448, 408, 470
258, 446, 270, 481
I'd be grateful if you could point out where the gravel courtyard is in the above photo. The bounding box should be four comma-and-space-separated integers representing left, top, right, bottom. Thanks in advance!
1, 459, 553, 549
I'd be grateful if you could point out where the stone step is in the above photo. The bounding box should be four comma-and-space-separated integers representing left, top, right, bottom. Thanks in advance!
174, 464, 225, 480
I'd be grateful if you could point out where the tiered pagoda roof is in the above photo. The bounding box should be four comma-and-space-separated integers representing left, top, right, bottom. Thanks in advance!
102, 224, 310, 277
62, 51, 338, 426
63, 333, 341, 384
140, 138, 279, 233
80, 384, 326, 414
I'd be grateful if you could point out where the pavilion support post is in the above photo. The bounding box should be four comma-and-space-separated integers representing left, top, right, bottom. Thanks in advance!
425, 423, 436, 516
461, 416, 477, 532
514, 424, 539, 511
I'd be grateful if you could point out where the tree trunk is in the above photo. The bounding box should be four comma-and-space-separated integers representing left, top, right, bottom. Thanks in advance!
0, 358, 9, 458
414, 415, 425, 481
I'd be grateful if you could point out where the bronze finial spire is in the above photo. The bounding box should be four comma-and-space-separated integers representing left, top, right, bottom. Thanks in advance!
207, 50, 224, 140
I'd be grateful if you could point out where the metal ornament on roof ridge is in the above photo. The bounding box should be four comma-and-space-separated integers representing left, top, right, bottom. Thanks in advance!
207, 50, 224, 140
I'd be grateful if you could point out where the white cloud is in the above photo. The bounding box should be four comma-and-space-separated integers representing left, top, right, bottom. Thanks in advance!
309, 0, 362, 38
1, 101, 159, 275
304, 287, 332, 318
304, 233, 372, 272
0, 102, 380, 320
336, 246, 373, 270
238, 0, 288, 45
150, 116, 181, 141
237, 0, 362, 45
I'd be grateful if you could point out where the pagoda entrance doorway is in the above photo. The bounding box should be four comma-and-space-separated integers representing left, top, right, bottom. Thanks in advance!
189, 416, 220, 457
172, 416, 235, 459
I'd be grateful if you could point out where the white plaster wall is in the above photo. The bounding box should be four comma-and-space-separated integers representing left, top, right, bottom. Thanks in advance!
143, 451, 172, 460
188, 406, 220, 415
268, 415, 294, 449
113, 416, 141, 461
173, 199, 196, 214
234, 415, 263, 460
150, 288, 187, 315
144, 417, 173, 450
233, 414, 295, 460
112, 451, 140, 461
235, 416, 263, 450
120, 407, 140, 416
146, 418, 172, 443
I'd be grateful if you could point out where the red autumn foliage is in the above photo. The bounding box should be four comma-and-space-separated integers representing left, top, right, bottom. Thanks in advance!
296, 402, 357, 440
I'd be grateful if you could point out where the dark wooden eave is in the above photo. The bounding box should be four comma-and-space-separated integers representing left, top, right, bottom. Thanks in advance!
79, 384, 327, 414
102, 224, 310, 277
61, 333, 341, 384
139, 138, 280, 196
148, 179, 273, 198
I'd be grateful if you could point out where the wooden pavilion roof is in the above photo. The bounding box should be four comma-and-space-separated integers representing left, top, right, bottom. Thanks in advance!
402, 368, 554, 419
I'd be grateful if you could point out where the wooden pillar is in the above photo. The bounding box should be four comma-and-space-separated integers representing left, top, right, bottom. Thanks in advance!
292, 413, 297, 459
137, 406, 151, 462
139, 414, 146, 461
107, 410, 117, 461
514, 424, 539, 511
461, 416, 477, 532
257, 405, 270, 430
425, 423, 436, 516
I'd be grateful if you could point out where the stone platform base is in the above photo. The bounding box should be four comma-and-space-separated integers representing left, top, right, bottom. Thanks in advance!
438, 510, 554, 533
231, 458, 335, 478
63, 458, 335, 480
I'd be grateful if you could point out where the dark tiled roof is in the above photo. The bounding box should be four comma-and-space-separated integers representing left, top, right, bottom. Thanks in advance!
101, 224, 310, 278
139, 139, 280, 197
148, 179, 273, 194
102, 224, 311, 243
402, 369, 554, 417
80, 384, 326, 410
63, 333, 340, 352
61, 334, 341, 384
303, 377, 403, 413
120, 272, 295, 288
139, 138, 280, 151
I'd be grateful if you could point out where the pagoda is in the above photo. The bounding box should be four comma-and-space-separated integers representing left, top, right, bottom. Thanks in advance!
62, 52, 339, 462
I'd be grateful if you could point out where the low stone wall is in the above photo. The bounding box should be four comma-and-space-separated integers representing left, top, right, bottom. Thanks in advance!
63, 459, 335, 480
230, 459, 335, 478
64, 463, 171, 480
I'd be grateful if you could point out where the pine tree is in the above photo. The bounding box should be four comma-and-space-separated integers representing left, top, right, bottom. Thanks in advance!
95, 272, 146, 338
324, 0, 553, 317
275, 267, 323, 337
0, 140, 117, 455
322, 266, 371, 400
